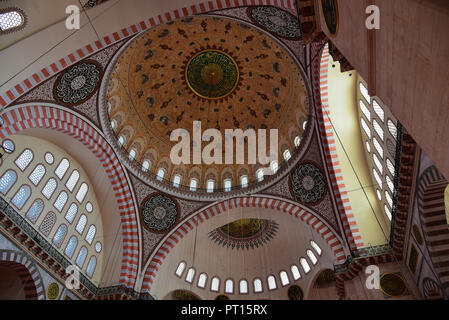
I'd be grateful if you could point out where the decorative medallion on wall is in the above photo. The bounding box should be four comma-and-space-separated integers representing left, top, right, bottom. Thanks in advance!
46, 282, 60, 300
54, 60, 102, 106
141, 194, 179, 233
247, 6, 301, 40
412, 224, 424, 245
287, 285, 304, 300
380, 273, 408, 297
291, 163, 326, 204
183, 49, 241, 101
172, 290, 200, 300
320, 0, 339, 36
208, 218, 278, 250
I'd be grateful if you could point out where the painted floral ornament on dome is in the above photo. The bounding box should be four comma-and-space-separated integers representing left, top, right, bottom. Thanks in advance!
141, 194, 179, 233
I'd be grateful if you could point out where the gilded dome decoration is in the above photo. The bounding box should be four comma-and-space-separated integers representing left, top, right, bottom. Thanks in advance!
105, 16, 310, 190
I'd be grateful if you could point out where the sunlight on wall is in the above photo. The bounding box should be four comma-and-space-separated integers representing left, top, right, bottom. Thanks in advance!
326, 56, 388, 246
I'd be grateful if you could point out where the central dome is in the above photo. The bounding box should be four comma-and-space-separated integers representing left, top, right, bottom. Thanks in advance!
185, 49, 240, 100
105, 16, 310, 192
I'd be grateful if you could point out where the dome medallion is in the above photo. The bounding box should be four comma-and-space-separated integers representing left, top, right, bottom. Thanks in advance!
184, 49, 241, 101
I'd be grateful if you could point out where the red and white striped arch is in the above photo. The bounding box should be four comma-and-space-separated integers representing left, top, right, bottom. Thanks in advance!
0, 104, 140, 289
0, 0, 296, 108
0, 249, 45, 300
312, 43, 364, 250
141, 195, 346, 293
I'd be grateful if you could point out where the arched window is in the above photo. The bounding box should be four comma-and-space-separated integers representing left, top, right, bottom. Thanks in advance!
307, 249, 318, 265
207, 180, 215, 193
185, 268, 195, 283
0, 9, 25, 32
28, 164, 46, 186
387, 120, 397, 139
385, 205, 392, 221
253, 278, 263, 293
173, 174, 181, 188
302, 120, 308, 131
373, 100, 384, 122
310, 241, 322, 255
76, 215, 87, 234
0, 170, 17, 195
291, 265, 301, 280
359, 82, 371, 102
85, 225, 96, 244
386, 158, 395, 176
283, 149, 291, 161
39, 212, 56, 236
26, 199, 44, 223
42, 178, 57, 199
11, 185, 31, 209
270, 161, 279, 174
359, 100, 371, 121
197, 273, 207, 288
76, 247, 88, 268
64, 236, 78, 258
267, 275, 277, 290
361, 118, 371, 138
142, 160, 151, 172
240, 175, 248, 188
156, 168, 165, 181
65, 170, 80, 192
279, 271, 290, 286
86, 256, 96, 277
117, 135, 125, 146
373, 137, 384, 158
54, 191, 68, 212
223, 178, 232, 192
175, 261, 186, 277
373, 119, 384, 141
256, 169, 264, 182
53, 224, 67, 247
294, 136, 301, 148
189, 178, 198, 191
386, 175, 394, 192
211, 277, 220, 292
373, 153, 383, 174
110, 120, 117, 130
76, 183, 88, 203
377, 189, 382, 201
129, 149, 137, 160
55, 159, 70, 179
15, 149, 33, 171
385, 191, 393, 208
225, 279, 234, 294
239, 279, 248, 294
300, 258, 311, 274
65, 203, 78, 223
373, 169, 383, 189
365, 141, 371, 153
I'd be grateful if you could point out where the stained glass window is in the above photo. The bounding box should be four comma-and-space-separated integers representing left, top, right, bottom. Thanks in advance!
55, 159, 70, 179
12, 185, 31, 209
211, 277, 219, 292
76, 247, 87, 268
307, 249, 318, 265
198, 273, 207, 288
42, 178, 57, 199
65, 203, 78, 223
300, 258, 311, 273
15, 149, 33, 171
39, 212, 56, 236
253, 278, 263, 293
225, 279, 233, 293
65, 236, 78, 258
267, 275, 277, 290
26, 199, 44, 223
0, 170, 17, 195
28, 164, 46, 186
86, 256, 96, 277
239, 279, 248, 294
76, 183, 88, 203
76, 215, 87, 234
66, 170, 80, 192
85, 225, 96, 244
175, 262, 186, 277
53, 224, 67, 247
291, 265, 301, 280
279, 271, 290, 286
54, 191, 68, 212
